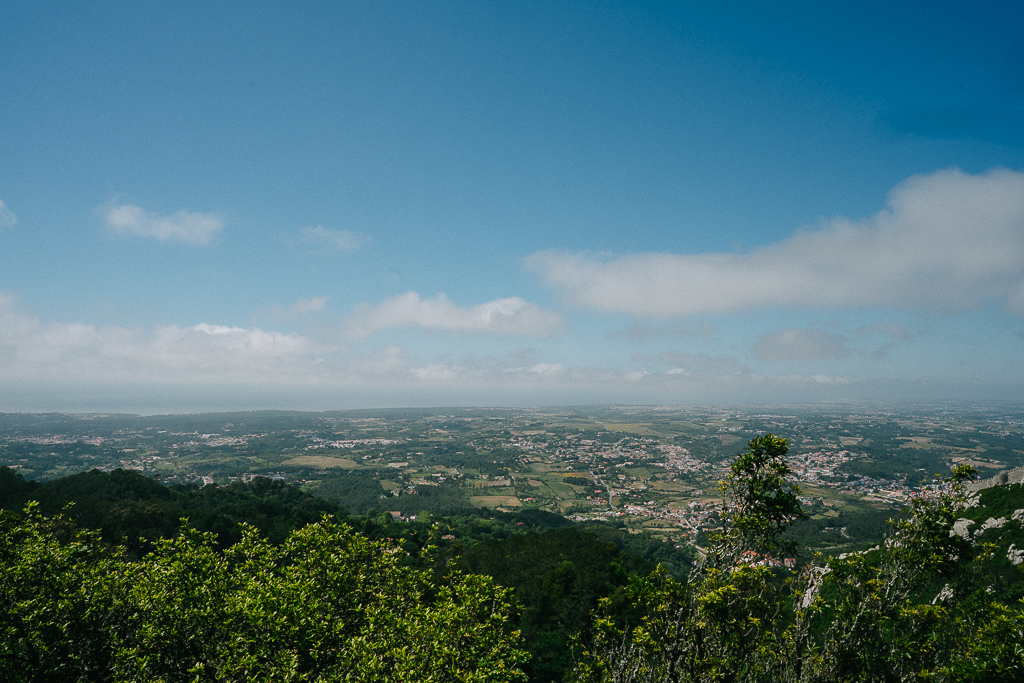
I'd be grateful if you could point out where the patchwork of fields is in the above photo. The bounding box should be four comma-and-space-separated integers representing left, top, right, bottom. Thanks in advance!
3, 404, 1023, 545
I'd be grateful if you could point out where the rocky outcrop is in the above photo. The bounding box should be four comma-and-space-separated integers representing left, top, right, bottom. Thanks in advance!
951, 518, 975, 539
975, 517, 1008, 536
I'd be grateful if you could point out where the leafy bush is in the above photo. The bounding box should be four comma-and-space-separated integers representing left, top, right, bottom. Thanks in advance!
0, 505, 528, 682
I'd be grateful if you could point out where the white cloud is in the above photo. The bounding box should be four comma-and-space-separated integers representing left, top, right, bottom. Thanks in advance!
0, 200, 17, 229
0, 292, 325, 385
0, 292, 569, 394
527, 363, 565, 375
526, 168, 1024, 316
754, 328, 852, 361
344, 291, 568, 338
104, 203, 223, 245
299, 225, 370, 252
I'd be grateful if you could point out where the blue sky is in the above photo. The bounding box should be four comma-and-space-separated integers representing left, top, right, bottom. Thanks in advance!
1, 1, 1023, 412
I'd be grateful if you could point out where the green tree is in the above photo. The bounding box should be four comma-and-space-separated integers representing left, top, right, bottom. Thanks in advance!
570, 440, 1024, 683
793, 464, 1023, 682
1, 509, 528, 682
0, 503, 127, 682
715, 433, 805, 560
571, 434, 804, 682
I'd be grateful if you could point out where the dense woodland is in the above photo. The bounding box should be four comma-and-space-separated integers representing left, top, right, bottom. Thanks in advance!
0, 465, 692, 682
3, 435, 1024, 681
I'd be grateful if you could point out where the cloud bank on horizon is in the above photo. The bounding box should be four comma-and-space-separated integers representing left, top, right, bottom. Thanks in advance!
527, 168, 1024, 317
0, 288, 865, 410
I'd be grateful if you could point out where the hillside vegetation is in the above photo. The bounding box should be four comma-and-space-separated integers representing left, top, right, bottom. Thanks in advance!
3, 435, 1024, 682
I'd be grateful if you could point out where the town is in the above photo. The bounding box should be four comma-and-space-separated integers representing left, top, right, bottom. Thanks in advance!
2, 404, 1022, 546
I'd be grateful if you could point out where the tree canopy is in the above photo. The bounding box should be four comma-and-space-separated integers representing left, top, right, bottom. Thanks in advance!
1, 505, 528, 682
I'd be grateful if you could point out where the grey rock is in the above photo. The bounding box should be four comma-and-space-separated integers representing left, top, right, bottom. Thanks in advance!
932, 583, 954, 605
951, 518, 975, 539
981, 517, 1007, 531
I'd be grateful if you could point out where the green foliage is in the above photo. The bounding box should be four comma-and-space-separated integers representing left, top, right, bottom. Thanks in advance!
784, 508, 907, 557
313, 471, 475, 516
790, 464, 1012, 681
0, 467, 36, 501
458, 527, 651, 682
0, 503, 125, 681
312, 470, 393, 514
571, 561, 795, 683
569, 441, 1024, 683
943, 598, 1024, 681
0, 466, 692, 683
607, 526, 696, 579
973, 482, 1024, 519
0, 468, 345, 552
840, 438, 940, 486
1, 508, 528, 682
716, 433, 805, 558
571, 435, 805, 682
